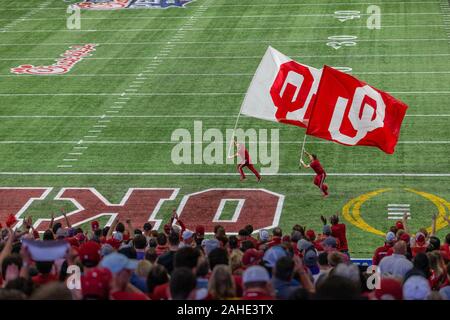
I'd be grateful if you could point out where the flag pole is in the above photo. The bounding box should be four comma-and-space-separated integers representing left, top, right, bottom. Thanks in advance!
299, 133, 307, 168
227, 107, 243, 158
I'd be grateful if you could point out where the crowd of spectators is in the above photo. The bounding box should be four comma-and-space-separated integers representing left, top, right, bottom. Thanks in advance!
1, 209, 450, 300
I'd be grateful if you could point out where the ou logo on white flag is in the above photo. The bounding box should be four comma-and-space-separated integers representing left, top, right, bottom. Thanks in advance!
328, 85, 386, 145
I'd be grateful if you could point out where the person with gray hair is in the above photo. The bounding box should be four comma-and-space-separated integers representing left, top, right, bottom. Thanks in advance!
378, 241, 413, 279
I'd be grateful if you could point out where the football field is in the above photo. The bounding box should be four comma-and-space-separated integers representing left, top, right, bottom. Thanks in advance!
0, 0, 449, 257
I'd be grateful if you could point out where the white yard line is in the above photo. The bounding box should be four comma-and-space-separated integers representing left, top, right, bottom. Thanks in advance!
0, 172, 447, 177
0, 13, 444, 22
2, 70, 450, 77
3, 53, 450, 61
0, 114, 448, 119
0, 91, 449, 97
0, 38, 448, 46
0, 24, 445, 33
0, 140, 448, 145
0, 2, 440, 10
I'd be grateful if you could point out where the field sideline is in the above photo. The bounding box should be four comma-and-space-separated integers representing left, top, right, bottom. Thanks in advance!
0, 0, 449, 256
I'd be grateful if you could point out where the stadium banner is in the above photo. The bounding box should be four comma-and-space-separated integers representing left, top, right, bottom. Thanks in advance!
240, 46, 322, 128
73, 0, 195, 10
306, 66, 408, 154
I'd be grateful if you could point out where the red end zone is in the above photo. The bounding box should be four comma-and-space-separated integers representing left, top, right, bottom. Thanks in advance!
0, 188, 284, 234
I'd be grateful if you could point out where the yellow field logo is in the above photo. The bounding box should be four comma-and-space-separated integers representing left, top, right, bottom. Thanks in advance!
342, 188, 450, 236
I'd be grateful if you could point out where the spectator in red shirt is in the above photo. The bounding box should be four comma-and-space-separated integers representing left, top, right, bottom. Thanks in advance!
372, 232, 397, 266
32, 261, 58, 287
305, 229, 324, 252
155, 233, 169, 256
241, 266, 274, 300
329, 214, 349, 255
267, 227, 282, 248
244, 224, 259, 247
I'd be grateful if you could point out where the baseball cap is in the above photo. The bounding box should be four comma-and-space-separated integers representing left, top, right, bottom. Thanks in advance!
400, 233, 410, 243
182, 230, 194, 241
195, 225, 205, 236
386, 231, 396, 242
78, 241, 101, 264
243, 265, 270, 284
81, 267, 112, 299
202, 239, 220, 256
297, 239, 314, 252
91, 221, 100, 231
323, 236, 337, 248
106, 238, 121, 250
306, 229, 316, 240
403, 275, 431, 300
263, 246, 287, 268
100, 244, 114, 257
304, 250, 318, 267
99, 252, 138, 274
323, 225, 332, 235
374, 278, 403, 300
259, 229, 269, 242
242, 249, 263, 266
415, 232, 426, 245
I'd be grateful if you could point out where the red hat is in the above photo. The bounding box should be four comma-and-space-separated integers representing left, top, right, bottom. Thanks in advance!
242, 249, 263, 266
400, 233, 410, 243
106, 238, 121, 250
66, 237, 80, 248
78, 241, 101, 263
416, 233, 426, 245
306, 229, 316, 240
81, 267, 112, 299
195, 225, 205, 236
395, 221, 404, 230
91, 221, 100, 231
375, 278, 403, 300
5, 214, 17, 228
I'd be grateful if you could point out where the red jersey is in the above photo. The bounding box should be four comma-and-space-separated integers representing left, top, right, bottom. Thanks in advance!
331, 223, 348, 251
372, 243, 393, 265
310, 159, 325, 175
238, 144, 251, 164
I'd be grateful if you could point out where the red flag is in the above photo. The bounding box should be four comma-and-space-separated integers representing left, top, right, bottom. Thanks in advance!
306, 66, 408, 154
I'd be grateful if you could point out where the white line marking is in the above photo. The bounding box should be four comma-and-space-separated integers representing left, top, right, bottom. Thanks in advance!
3, 70, 450, 77
0, 38, 447, 46
0, 91, 448, 96
1, 24, 444, 33
0, 172, 447, 177
0, 140, 448, 145
0, 114, 447, 119
63, 159, 78, 161
57, 165, 72, 168
68, 153, 82, 155
4, 53, 450, 61
0, 13, 442, 22
388, 204, 411, 207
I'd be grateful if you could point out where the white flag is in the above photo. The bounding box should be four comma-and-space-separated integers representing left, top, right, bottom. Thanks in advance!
240, 46, 322, 128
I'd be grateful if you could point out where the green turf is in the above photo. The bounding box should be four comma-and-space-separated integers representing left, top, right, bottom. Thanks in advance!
0, 0, 449, 256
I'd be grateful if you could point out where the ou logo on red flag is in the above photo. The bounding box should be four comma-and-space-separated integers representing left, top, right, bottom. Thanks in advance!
269, 61, 322, 128
307, 66, 408, 154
